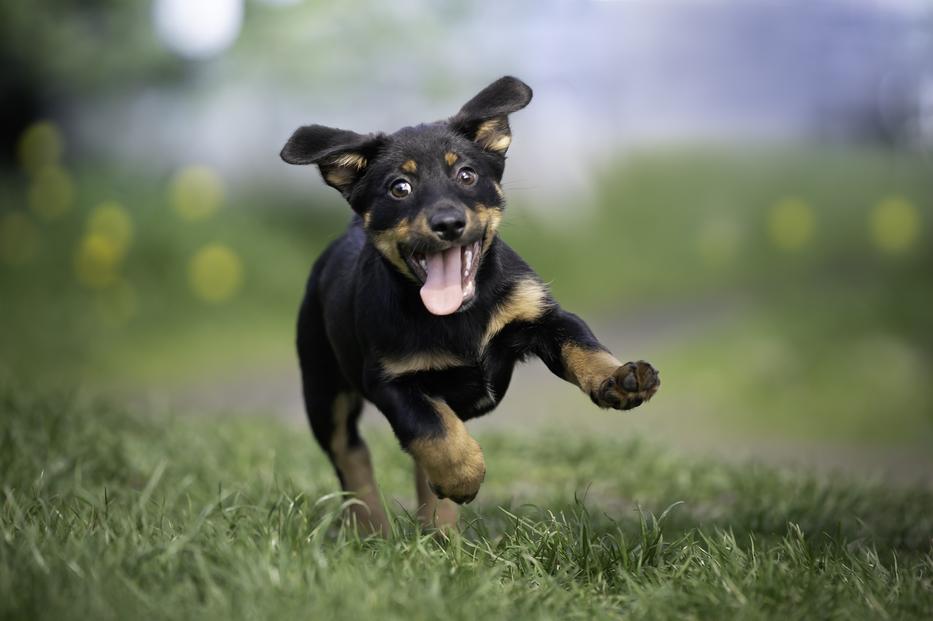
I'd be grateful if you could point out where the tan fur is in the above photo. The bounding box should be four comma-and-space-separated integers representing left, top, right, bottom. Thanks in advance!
380, 351, 467, 379
493, 181, 504, 200
444, 152, 459, 166
479, 278, 550, 352
486, 134, 511, 152
401, 159, 417, 173
321, 152, 368, 192
474, 204, 503, 254
414, 463, 459, 530
410, 211, 434, 238
323, 168, 356, 189
331, 152, 367, 170
483, 210, 502, 253
474, 118, 511, 153
408, 398, 485, 501
560, 343, 622, 396
330, 393, 390, 536
372, 220, 416, 281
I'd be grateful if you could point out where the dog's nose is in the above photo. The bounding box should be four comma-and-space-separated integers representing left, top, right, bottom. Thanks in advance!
429, 210, 466, 241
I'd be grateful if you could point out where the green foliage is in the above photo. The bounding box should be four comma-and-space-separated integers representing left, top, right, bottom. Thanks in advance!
0, 1, 176, 95
1, 385, 931, 620
1, 147, 931, 444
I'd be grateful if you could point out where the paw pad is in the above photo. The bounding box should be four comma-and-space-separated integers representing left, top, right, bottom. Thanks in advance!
599, 360, 660, 411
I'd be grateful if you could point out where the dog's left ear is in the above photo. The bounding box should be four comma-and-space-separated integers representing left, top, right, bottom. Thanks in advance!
449, 76, 532, 156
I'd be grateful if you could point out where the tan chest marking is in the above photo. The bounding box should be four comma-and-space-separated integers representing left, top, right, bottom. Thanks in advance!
381, 350, 468, 379
480, 278, 550, 352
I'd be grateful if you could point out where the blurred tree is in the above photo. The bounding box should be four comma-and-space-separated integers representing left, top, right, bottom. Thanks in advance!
0, 1, 181, 164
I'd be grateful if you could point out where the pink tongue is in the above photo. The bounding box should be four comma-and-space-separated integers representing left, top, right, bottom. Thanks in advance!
419, 247, 463, 315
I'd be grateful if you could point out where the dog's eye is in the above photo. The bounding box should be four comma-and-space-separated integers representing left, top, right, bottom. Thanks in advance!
389, 179, 412, 199
456, 167, 478, 186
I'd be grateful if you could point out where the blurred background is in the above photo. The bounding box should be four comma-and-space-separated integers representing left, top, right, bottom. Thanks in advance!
1, 0, 931, 481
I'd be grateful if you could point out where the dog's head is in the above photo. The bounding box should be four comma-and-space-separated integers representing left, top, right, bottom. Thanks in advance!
281, 76, 532, 316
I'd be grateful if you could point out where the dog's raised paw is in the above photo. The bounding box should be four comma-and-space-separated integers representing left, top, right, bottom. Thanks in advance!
598, 360, 660, 410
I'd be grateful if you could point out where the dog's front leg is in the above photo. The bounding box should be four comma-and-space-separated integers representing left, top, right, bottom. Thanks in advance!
364, 373, 486, 505
533, 307, 660, 410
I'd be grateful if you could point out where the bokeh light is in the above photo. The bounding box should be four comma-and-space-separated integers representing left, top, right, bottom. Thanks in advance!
768, 197, 815, 252
188, 243, 243, 303
152, 0, 244, 60
870, 196, 921, 254
169, 165, 225, 221
0, 212, 39, 266
17, 121, 63, 176
88, 201, 134, 255
75, 233, 124, 289
28, 166, 75, 220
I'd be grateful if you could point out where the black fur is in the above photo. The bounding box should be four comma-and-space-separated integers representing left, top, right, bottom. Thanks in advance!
282, 76, 659, 506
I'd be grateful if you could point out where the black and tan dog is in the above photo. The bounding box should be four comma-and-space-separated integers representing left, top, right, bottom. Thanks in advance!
281, 76, 659, 535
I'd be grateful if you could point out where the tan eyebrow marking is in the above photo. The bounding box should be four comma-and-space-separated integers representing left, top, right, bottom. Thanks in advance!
401, 160, 417, 173
444, 152, 458, 166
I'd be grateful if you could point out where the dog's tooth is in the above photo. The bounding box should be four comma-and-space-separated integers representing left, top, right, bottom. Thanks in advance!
419, 258, 427, 270
465, 249, 473, 266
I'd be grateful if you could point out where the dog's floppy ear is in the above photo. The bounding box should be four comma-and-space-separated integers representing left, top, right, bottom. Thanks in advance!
280, 125, 382, 199
449, 76, 532, 156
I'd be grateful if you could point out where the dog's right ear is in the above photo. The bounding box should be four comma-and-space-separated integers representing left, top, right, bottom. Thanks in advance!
280, 125, 382, 200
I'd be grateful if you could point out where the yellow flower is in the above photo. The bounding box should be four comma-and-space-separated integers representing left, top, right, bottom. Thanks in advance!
75, 233, 123, 289
88, 201, 133, 255
768, 197, 814, 252
188, 244, 243, 302
870, 196, 920, 254
17, 121, 63, 176
169, 165, 224, 221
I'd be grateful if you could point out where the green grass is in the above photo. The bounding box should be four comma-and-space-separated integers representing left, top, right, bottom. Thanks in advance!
2, 384, 931, 620
1, 147, 931, 618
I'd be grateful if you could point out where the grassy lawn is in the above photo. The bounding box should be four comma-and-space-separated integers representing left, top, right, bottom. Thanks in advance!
2, 385, 931, 620
2, 146, 931, 618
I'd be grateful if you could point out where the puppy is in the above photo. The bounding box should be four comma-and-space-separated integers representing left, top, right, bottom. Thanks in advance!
281, 76, 659, 535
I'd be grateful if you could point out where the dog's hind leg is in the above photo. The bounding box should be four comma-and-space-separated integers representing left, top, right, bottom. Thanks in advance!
414, 462, 459, 531
298, 299, 390, 536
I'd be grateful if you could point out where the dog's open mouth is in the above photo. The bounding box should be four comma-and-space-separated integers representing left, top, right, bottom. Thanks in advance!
404, 241, 481, 316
